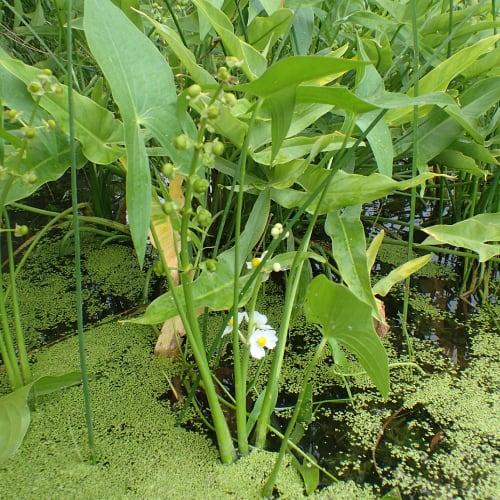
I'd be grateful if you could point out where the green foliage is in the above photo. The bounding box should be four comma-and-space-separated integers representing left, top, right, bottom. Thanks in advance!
304, 275, 390, 398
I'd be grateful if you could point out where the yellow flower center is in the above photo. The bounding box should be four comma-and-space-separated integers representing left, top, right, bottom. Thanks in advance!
228, 317, 234, 326
251, 257, 262, 268
257, 336, 267, 347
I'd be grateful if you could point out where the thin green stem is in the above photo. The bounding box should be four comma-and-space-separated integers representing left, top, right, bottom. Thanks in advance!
161, 0, 188, 47
232, 100, 262, 455
401, 0, 420, 363
262, 337, 327, 497
67, 0, 96, 463
3, 210, 31, 383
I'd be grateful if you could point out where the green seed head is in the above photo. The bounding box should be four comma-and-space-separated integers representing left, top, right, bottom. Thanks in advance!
23, 172, 38, 184
28, 80, 43, 95
212, 140, 224, 156
187, 84, 202, 98
22, 127, 37, 139
217, 66, 230, 81
205, 259, 217, 272
162, 201, 177, 215
14, 224, 29, 237
193, 177, 209, 194
207, 104, 219, 120
6, 109, 18, 120
42, 68, 53, 76
174, 134, 189, 150
47, 119, 56, 129
196, 207, 212, 227
161, 162, 175, 177
224, 92, 238, 107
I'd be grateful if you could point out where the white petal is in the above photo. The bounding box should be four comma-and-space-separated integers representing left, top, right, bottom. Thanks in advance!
264, 330, 277, 349
246, 261, 252, 270
253, 311, 268, 328
238, 311, 248, 324
222, 326, 232, 336
250, 343, 266, 359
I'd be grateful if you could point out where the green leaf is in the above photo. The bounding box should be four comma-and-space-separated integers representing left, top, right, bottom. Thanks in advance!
0, 49, 123, 165
32, 372, 82, 397
247, 9, 293, 51
111, 0, 143, 29
0, 385, 31, 462
292, 454, 319, 496
373, 255, 432, 296
234, 56, 367, 97
140, 13, 216, 85
421, 213, 500, 263
395, 78, 500, 165
356, 38, 393, 176
84, 0, 183, 266
387, 35, 500, 124
304, 275, 390, 398
325, 207, 380, 318
367, 230, 385, 272
434, 150, 488, 178
267, 86, 296, 163
132, 192, 270, 324
292, 7, 315, 55
193, 0, 267, 80
0, 373, 82, 461
252, 131, 357, 165
271, 169, 438, 214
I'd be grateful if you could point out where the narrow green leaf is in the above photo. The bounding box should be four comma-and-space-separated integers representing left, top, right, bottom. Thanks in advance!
325, 207, 380, 318
247, 9, 293, 51
234, 56, 367, 97
373, 255, 432, 296
367, 230, 385, 272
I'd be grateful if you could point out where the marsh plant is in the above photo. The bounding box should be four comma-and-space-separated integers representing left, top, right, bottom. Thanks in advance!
0, 0, 499, 495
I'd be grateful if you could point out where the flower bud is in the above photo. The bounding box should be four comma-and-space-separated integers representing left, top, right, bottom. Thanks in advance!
187, 84, 202, 98
272, 262, 282, 272
42, 68, 53, 76
161, 162, 175, 177
212, 140, 224, 156
22, 127, 37, 139
193, 177, 209, 194
207, 104, 219, 120
217, 66, 230, 81
14, 224, 28, 237
271, 223, 283, 239
47, 119, 56, 129
174, 134, 189, 150
53, 84, 64, 95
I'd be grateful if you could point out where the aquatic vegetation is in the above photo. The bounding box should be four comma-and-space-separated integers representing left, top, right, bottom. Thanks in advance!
0, 0, 499, 496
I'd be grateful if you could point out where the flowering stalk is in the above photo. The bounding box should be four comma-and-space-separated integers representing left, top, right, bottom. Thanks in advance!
231, 99, 263, 455
174, 84, 236, 464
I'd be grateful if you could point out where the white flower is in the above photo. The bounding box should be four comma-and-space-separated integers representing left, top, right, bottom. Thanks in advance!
249, 328, 277, 359
223, 311, 248, 336
246, 251, 267, 270
249, 311, 273, 332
